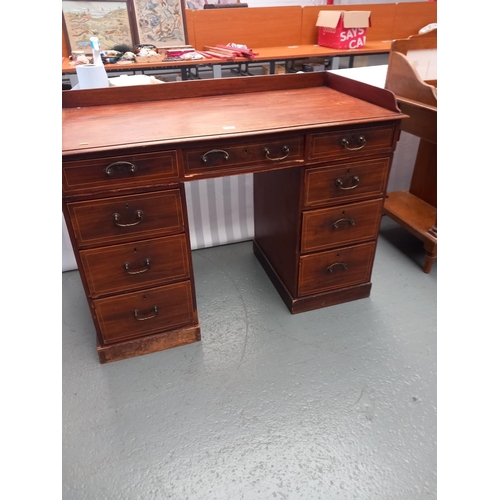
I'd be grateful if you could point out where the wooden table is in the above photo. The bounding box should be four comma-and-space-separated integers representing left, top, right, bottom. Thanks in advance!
62, 72, 405, 363
62, 41, 392, 86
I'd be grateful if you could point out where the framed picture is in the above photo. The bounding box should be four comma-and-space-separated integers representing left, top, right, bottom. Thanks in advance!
62, 1, 134, 55
132, 0, 187, 47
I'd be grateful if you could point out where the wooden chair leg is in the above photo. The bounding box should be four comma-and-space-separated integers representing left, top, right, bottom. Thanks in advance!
423, 250, 436, 273
423, 237, 437, 273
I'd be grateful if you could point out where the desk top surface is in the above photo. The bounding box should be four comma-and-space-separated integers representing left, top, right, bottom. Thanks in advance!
62, 72, 403, 156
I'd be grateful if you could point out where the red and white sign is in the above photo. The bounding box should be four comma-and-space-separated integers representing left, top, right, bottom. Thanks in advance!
316, 11, 371, 50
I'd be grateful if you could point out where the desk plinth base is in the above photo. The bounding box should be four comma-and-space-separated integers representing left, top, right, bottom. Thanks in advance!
253, 241, 372, 314
97, 324, 201, 364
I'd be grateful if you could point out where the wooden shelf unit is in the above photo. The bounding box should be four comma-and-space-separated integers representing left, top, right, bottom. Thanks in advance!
383, 31, 437, 273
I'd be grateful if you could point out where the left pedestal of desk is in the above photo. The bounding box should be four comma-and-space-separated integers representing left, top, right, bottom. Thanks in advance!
62, 150, 200, 363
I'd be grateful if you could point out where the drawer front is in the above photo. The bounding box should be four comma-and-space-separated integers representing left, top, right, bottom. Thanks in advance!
301, 199, 383, 253
80, 234, 191, 298
68, 189, 184, 248
304, 158, 390, 208
63, 151, 179, 195
298, 242, 376, 296
184, 136, 304, 176
95, 281, 196, 344
308, 124, 396, 163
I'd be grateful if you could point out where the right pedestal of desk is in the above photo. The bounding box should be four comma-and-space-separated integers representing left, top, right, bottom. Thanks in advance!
254, 123, 398, 314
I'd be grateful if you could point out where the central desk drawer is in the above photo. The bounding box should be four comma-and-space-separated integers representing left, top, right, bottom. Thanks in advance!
304, 157, 390, 208
67, 189, 184, 248
94, 281, 196, 345
80, 234, 190, 298
63, 151, 179, 195
298, 242, 376, 296
301, 199, 383, 253
184, 136, 304, 176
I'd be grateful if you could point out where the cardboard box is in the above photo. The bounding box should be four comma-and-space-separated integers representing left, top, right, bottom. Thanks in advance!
303, 63, 325, 72
316, 10, 371, 50
135, 54, 164, 63
262, 64, 286, 75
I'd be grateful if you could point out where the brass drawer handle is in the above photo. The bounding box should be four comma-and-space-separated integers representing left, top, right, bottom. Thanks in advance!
105, 161, 137, 176
263, 145, 290, 161
200, 149, 229, 163
336, 175, 360, 190
340, 135, 366, 151
113, 209, 143, 227
124, 258, 151, 275
327, 262, 348, 273
332, 218, 355, 229
133, 305, 158, 321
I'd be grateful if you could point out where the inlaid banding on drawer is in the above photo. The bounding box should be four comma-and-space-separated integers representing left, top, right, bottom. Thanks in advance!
94, 281, 195, 344
304, 157, 390, 207
67, 189, 184, 248
298, 242, 376, 296
308, 124, 396, 162
184, 136, 304, 176
63, 151, 179, 195
80, 234, 190, 298
301, 199, 383, 253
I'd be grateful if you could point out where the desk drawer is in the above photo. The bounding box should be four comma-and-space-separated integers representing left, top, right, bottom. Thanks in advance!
63, 151, 179, 195
298, 242, 376, 296
67, 189, 184, 248
304, 158, 390, 208
95, 281, 196, 344
308, 124, 396, 163
184, 136, 304, 176
80, 234, 190, 298
301, 199, 383, 253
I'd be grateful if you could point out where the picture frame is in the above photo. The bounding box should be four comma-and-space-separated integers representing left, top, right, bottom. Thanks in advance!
62, 0, 134, 55
131, 0, 187, 47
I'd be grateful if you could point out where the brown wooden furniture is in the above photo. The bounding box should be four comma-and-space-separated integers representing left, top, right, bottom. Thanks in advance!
62, 72, 405, 363
383, 32, 437, 273
391, 1, 437, 41
62, 2, 437, 80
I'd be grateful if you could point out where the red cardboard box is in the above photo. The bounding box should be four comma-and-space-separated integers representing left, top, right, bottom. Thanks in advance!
316, 11, 371, 49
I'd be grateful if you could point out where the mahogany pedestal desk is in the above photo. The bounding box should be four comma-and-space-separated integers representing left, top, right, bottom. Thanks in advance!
62, 73, 405, 363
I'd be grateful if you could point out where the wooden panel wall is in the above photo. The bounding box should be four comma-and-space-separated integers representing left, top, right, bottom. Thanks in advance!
187, 6, 303, 50
391, 1, 437, 40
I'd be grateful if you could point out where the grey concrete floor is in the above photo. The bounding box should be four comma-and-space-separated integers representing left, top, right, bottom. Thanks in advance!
62, 216, 437, 499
